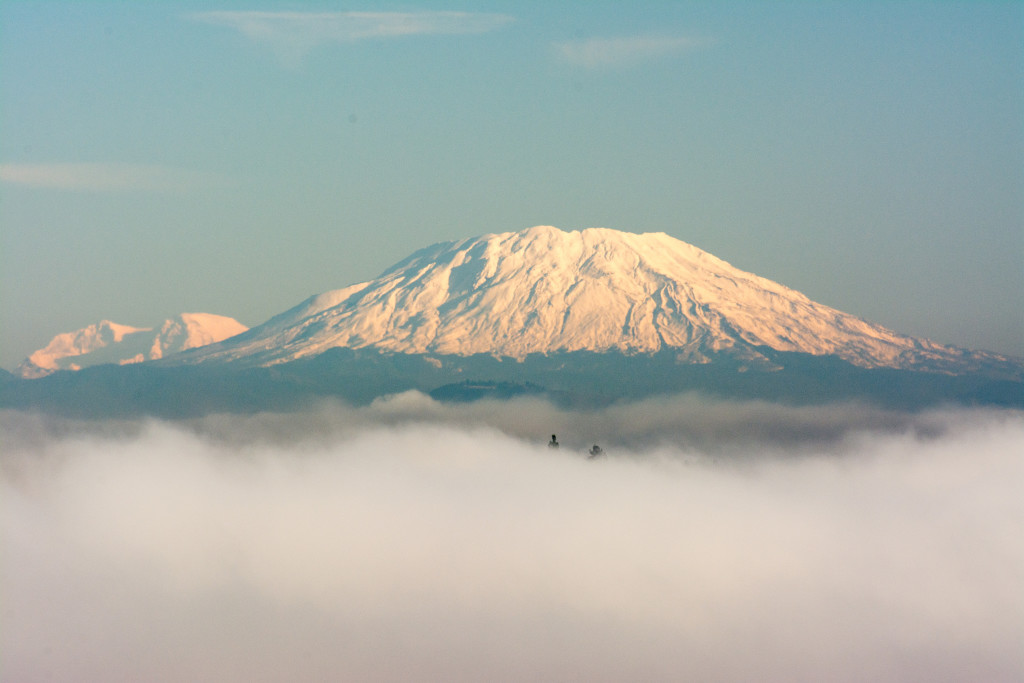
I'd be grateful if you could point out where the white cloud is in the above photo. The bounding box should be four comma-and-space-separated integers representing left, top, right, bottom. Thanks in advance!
2, 406, 1021, 681
190, 11, 515, 66
557, 34, 709, 69
0, 163, 227, 192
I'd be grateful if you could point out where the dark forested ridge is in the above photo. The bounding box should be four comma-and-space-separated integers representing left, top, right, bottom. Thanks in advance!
2, 347, 1021, 419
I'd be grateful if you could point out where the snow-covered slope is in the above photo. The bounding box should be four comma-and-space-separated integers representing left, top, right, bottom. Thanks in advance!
17, 313, 248, 378
177, 226, 1012, 375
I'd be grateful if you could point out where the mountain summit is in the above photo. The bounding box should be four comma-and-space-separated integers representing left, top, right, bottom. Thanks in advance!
18, 313, 248, 378
178, 226, 1010, 375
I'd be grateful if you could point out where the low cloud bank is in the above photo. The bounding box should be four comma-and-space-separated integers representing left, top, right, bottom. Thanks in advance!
2, 398, 1022, 682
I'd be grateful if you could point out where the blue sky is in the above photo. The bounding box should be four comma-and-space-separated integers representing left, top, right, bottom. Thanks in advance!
1, 1, 1021, 367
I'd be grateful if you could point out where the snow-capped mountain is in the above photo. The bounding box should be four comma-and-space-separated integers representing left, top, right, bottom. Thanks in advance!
17, 313, 248, 378
176, 226, 1011, 375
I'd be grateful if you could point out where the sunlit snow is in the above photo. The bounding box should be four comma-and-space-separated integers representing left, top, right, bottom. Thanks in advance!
18, 313, 248, 378
178, 226, 1006, 373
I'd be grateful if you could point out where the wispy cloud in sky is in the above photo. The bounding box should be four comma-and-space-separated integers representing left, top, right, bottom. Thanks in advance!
557, 34, 710, 69
190, 11, 515, 66
0, 163, 227, 192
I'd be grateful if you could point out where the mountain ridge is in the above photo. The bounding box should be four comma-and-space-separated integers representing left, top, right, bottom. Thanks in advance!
6, 346, 1022, 419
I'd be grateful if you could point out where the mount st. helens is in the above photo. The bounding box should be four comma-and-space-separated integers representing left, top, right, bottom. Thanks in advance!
7, 226, 1021, 415
17, 313, 248, 378
175, 226, 1014, 376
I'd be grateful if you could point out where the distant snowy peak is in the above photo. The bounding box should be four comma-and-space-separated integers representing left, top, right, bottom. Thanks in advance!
150, 313, 250, 360
18, 320, 150, 378
178, 226, 1014, 374
17, 313, 248, 378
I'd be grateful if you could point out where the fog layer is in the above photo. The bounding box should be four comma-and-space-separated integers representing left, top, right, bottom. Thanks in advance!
2, 397, 1022, 682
